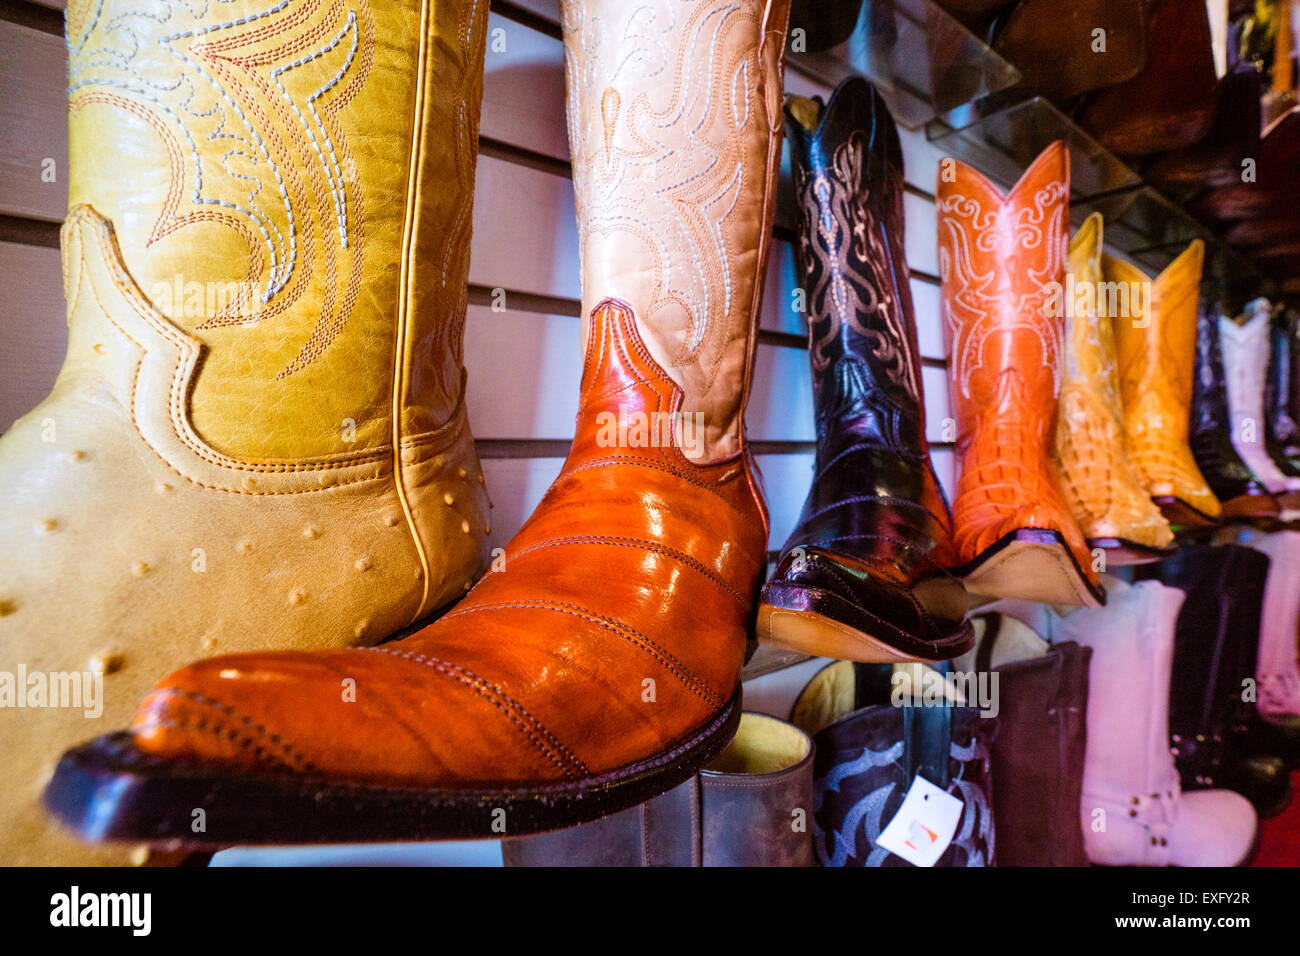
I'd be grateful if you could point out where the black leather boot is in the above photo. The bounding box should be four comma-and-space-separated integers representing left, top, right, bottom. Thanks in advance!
1189, 301, 1279, 520
1266, 307, 1300, 474
756, 77, 971, 664
1139, 544, 1293, 818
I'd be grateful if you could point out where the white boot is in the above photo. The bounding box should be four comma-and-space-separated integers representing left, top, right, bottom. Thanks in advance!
1242, 531, 1300, 718
1058, 577, 1257, 866
1221, 299, 1300, 515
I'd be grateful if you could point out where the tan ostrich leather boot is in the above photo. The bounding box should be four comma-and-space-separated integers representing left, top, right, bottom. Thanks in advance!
1107, 241, 1222, 528
1, 0, 491, 864
936, 141, 1103, 607
1054, 213, 1174, 563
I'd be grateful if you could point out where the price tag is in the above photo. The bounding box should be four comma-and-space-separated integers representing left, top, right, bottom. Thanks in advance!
875, 775, 964, 867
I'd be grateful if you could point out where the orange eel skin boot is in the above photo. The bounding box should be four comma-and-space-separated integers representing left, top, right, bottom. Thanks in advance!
936, 141, 1104, 607
43, 0, 794, 845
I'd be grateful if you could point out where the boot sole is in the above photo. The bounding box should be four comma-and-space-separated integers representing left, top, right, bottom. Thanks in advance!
755, 591, 973, 664
1220, 492, 1281, 520
956, 529, 1105, 607
1152, 495, 1219, 530
42, 689, 742, 848
1086, 537, 1175, 567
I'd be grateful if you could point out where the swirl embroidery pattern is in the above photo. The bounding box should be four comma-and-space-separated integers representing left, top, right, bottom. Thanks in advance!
793, 131, 918, 400
66, 0, 373, 378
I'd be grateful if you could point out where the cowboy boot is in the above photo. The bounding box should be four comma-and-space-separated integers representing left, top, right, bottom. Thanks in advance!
1062, 578, 1258, 867
502, 712, 816, 867
957, 612, 1092, 866
1266, 307, 1300, 472
45, 0, 794, 847
1, 0, 491, 865
1221, 299, 1300, 511
1243, 531, 1300, 728
936, 141, 1103, 607
1140, 545, 1292, 819
1190, 301, 1281, 520
756, 78, 970, 664
789, 660, 997, 867
1108, 241, 1223, 529
1053, 213, 1174, 564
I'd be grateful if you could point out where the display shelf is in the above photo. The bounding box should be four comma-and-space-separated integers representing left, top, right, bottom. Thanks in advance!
1074, 186, 1213, 273
787, 0, 1020, 130
926, 96, 1141, 201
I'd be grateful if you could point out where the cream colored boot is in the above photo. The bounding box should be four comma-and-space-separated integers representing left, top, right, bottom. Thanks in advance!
0, 0, 491, 864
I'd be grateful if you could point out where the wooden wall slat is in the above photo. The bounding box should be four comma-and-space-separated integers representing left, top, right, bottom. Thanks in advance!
0, 20, 67, 223
0, 241, 65, 432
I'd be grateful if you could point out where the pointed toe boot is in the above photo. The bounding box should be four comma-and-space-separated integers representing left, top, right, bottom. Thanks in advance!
1190, 301, 1280, 520
1221, 300, 1300, 514
936, 142, 1103, 607
2, 0, 492, 865
1054, 214, 1174, 565
756, 78, 971, 664
1108, 241, 1224, 529
44, 0, 795, 847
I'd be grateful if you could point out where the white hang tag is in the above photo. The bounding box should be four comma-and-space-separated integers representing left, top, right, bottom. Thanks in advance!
875, 775, 964, 867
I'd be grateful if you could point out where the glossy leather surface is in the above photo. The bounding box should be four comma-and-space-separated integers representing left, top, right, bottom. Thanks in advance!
762, 77, 967, 660
1189, 301, 1277, 513
935, 142, 1096, 585
565, 0, 790, 463
1054, 214, 1174, 548
1, 0, 490, 866
501, 712, 816, 867
1221, 301, 1300, 496
1108, 242, 1223, 519
1078, 0, 1218, 156
132, 298, 771, 786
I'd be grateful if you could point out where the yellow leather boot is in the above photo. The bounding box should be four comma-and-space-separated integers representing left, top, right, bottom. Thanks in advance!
0, 0, 491, 864
1107, 240, 1222, 527
1054, 214, 1175, 562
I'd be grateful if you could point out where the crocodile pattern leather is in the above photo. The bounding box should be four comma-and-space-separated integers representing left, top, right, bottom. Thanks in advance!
126, 0, 789, 801
761, 76, 967, 660
1221, 300, 1300, 495
0, 0, 490, 866
1190, 300, 1276, 509
1108, 242, 1223, 519
935, 141, 1095, 580
563, 0, 790, 462
1053, 213, 1173, 548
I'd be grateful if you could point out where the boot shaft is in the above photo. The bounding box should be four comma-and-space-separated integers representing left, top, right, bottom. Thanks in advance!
784, 77, 925, 443
65, 0, 489, 459
936, 142, 1069, 449
560, 0, 791, 463
1108, 241, 1204, 443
